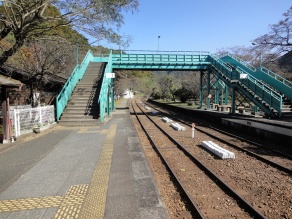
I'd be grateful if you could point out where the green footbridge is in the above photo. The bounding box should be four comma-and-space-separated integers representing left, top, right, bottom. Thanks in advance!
56, 50, 292, 122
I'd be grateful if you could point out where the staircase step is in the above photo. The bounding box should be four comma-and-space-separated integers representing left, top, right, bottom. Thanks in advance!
70, 96, 98, 100
58, 119, 101, 126
64, 108, 99, 113
72, 91, 98, 96
61, 113, 99, 118
75, 84, 99, 87
59, 61, 104, 126
66, 104, 99, 108
70, 95, 98, 99
282, 108, 292, 112
72, 89, 98, 93
68, 100, 98, 105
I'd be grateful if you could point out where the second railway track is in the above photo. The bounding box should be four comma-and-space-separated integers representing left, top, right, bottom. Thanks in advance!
144, 100, 292, 174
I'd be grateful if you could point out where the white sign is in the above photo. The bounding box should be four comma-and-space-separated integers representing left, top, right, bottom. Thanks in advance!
106, 73, 115, 78
240, 74, 248, 79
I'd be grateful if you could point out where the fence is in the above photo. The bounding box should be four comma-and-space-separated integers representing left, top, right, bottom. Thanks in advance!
12, 105, 55, 137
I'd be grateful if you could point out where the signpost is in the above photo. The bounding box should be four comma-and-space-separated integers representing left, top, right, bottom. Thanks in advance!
192, 123, 196, 139
106, 73, 115, 78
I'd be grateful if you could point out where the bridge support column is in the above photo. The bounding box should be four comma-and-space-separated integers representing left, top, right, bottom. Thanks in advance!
254, 105, 258, 114
215, 83, 219, 104
100, 101, 105, 123
107, 80, 114, 116
199, 71, 203, 108
225, 85, 229, 105
207, 71, 211, 109
107, 90, 110, 116
231, 88, 236, 114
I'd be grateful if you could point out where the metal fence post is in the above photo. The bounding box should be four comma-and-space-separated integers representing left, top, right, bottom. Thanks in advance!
39, 107, 42, 124
13, 109, 17, 137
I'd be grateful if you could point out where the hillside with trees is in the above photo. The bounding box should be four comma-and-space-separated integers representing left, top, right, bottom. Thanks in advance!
0, 0, 138, 106
0, 2, 291, 107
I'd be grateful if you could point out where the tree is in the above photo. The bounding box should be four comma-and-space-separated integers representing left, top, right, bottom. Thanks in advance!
13, 38, 75, 106
157, 73, 180, 102
0, 0, 138, 65
253, 6, 292, 56
180, 71, 200, 101
174, 87, 192, 103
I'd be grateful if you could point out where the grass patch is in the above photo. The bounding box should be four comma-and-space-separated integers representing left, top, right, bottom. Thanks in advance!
153, 99, 199, 108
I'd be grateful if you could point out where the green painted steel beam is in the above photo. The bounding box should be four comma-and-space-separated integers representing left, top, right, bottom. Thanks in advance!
112, 64, 209, 70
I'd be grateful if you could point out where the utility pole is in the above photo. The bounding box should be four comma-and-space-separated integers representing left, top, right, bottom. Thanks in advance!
157, 36, 160, 52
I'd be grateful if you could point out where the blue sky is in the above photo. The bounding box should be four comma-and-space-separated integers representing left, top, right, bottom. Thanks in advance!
96, 0, 291, 54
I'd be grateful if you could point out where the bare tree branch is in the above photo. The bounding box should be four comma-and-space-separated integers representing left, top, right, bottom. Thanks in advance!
0, 0, 139, 64
253, 6, 292, 55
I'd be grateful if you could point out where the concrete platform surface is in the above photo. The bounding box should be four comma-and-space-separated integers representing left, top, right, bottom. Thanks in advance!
0, 98, 169, 219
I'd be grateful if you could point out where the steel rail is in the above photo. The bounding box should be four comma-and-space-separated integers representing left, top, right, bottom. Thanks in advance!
209, 126, 292, 160
196, 127, 292, 175
144, 100, 292, 175
134, 100, 268, 219
130, 101, 206, 219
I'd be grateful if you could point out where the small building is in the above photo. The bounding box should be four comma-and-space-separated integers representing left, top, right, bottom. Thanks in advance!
0, 75, 23, 143
123, 89, 134, 99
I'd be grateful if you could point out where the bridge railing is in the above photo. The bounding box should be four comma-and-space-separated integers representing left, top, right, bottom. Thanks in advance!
98, 51, 113, 122
56, 50, 93, 121
261, 66, 292, 88
221, 53, 292, 99
209, 55, 282, 115
222, 52, 257, 71
236, 67, 282, 113
112, 50, 210, 64
92, 53, 109, 62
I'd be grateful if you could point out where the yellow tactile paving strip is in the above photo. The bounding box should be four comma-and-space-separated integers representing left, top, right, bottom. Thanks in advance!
0, 124, 117, 219
0, 196, 63, 211
0, 184, 88, 213
79, 124, 117, 219
54, 184, 89, 219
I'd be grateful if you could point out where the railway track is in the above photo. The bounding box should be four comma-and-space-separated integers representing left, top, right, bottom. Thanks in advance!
131, 100, 269, 219
143, 100, 292, 174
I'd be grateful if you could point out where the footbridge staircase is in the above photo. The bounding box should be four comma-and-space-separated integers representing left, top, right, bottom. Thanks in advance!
220, 54, 292, 117
56, 50, 292, 123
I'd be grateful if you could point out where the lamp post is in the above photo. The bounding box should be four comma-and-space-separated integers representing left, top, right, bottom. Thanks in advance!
252, 42, 262, 71
157, 36, 160, 52
76, 43, 79, 66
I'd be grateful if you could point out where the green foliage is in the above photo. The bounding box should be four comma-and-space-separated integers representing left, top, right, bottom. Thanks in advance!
131, 70, 152, 78
150, 87, 161, 99
0, 0, 138, 65
174, 87, 193, 103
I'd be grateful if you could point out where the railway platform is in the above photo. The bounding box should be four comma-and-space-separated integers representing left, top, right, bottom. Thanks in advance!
0, 98, 169, 219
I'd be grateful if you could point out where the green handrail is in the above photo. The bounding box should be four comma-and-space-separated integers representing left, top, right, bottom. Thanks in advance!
112, 51, 210, 64
261, 66, 292, 88
236, 67, 282, 113
98, 51, 113, 122
221, 53, 292, 99
222, 52, 257, 71
209, 55, 282, 116
56, 50, 93, 121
